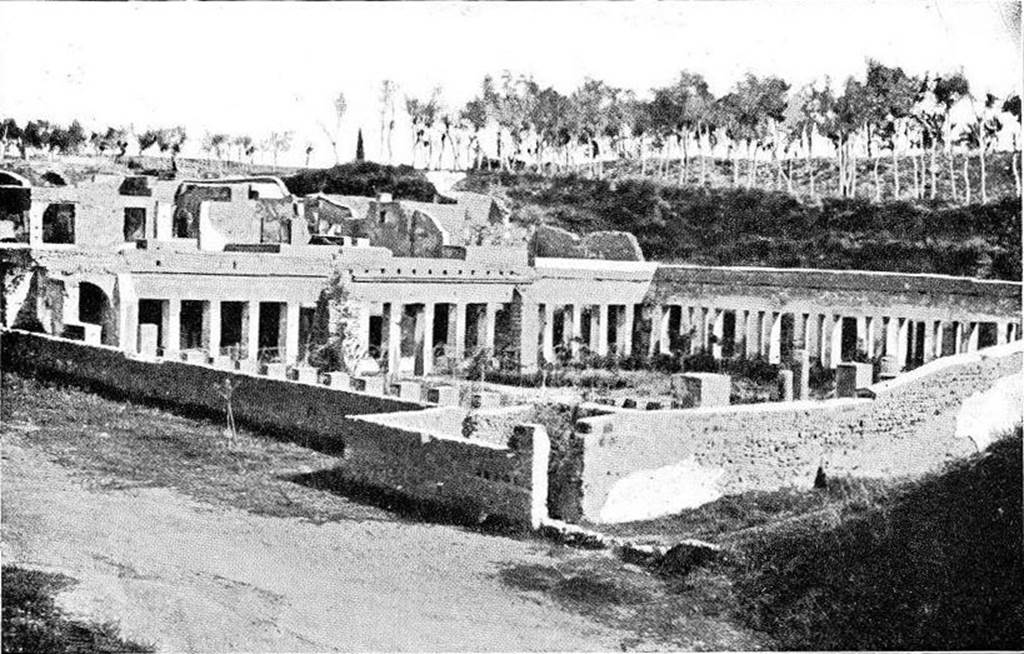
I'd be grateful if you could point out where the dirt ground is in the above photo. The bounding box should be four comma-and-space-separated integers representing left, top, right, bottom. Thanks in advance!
2, 434, 651, 652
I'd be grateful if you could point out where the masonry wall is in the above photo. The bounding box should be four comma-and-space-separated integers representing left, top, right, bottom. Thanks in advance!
1, 329, 548, 527
573, 343, 1022, 523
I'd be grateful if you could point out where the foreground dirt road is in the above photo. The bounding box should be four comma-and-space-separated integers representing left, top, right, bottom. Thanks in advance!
2, 435, 646, 652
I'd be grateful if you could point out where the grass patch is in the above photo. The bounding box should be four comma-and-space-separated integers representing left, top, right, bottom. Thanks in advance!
2, 566, 153, 654
1, 371, 388, 525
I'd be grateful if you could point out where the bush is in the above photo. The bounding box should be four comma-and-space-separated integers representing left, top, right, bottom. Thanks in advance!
284, 161, 441, 201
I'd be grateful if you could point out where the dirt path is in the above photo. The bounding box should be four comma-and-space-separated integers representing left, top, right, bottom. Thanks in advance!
2, 435, 648, 652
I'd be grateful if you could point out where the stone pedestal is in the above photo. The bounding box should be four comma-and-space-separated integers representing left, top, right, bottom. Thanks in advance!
426, 385, 459, 406
291, 365, 319, 384
390, 380, 423, 401
352, 376, 385, 395
264, 362, 289, 378
235, 359, 260, 374
791, 348, 810, 401
210, 355, 235, 370
878, 354, 900, 380
184, 350, 209, 365
777, 369, 794, 402
137, 324, 159, 357
671, 372, 731, 408
324, 371, 351, 389
836, 362, 874, 398
471, 391, 501, 409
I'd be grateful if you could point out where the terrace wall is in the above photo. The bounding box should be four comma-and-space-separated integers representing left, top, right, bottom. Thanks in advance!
573, 342, 1022, 523
1, 329, 549, 528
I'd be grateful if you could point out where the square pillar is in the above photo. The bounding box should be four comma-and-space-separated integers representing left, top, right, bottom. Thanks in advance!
284, 302, 301, 364
967, 322, 980, 351
449, 302, 466, 362
646, 305, 662, 356
793, 312, 807, 352
828, 315, 843, 368
922, 320, 936, 363
767, 312, 782, 364
621, 304, 635, 357
568, 304, 582, 359
166, 299, 181, 354
208, 300, 222, 358
484, 303, 497, 353
420, 302, 435, 375
745, 310, 762, 358
884, 316, 900, 357
710, 309, 725, 359
520, 302, 540, 373
596, 304, 609, 356
387, 302, 403, 374
897, 318, 910, 365
658, 305, 671, 354
934, 321, 946, 358
997, 321, 1009, 346
246, 301, 260, 361
541, 303, 555, 362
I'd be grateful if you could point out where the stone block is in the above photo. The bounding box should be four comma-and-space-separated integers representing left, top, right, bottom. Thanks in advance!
791, 348, 810, 401
621, 398, 638, 409
777, 369, 794, 402
211, 355, 235, 370
644, 400, 663, 411
324, 371, 351, 389
264, 362, 289, 378
390, 380, 423, 401
81, 323, 102, 345
351, 358, 380, 376
836, 362, 874, 398
235, 358, 260, 374
352, 376, 385, 395
291, 365, 319, 384
426, 385, 460, 406
137, 324, 159, 357
471, 391, 502, 409
183, 350, 210, 365
878, 354, 901, 380
671, 372, 731, 408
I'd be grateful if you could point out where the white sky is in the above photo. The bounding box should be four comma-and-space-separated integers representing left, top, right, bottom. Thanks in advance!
0, 0, 1019, 166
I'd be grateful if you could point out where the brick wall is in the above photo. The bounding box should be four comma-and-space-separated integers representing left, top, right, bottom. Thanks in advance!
1, 329, 549, 527
572, 343, 1022, 523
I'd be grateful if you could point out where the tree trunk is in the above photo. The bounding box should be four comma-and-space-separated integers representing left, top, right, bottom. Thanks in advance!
678, 132, 687, 186
947, 145, 958, 201
929, 146, 938, 199
1012, 147, 1021, 197
962, 153, 971, 204
746, 141, 755, 189
891, 148, 900, 200
979, 146, 987, 203
873, 156, 881, 202
699, 124, 708, 185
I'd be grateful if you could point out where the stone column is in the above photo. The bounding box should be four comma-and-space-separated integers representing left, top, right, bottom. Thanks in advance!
570, 304, 583, 358
452, 302, 466, 361
745, 310, 762, 358
587, 306, 600, 353
541, 303, 555, 362
793, 312, 807, 352
966, 322, 979, 351
420, 302, 435, 375
933, 321, 946, 359
884, 316, 899, 357
820, 314, 836, 368
284, 302, 301, 364
115, 273, 138, 354
166, 299, 181, 354
159, 299, 171, 354
520, 302, 540, 373
595, 304, 609, 356
767, 312, 782, 364
896, 318, 910, 365
658, 305, 672, 354
711, 309, 725, 359
63, 281, 81, 325
245, 301, 260, 361
791, 348, 810, 400
760, 310, 774, 358
484, 303, 497, 353
208, 301, 221, 358
621, 304, 635, 357
921, 320, 936, 363
996, 321, 1009, 346
803, 313, 819, 365
388, 302, 403, 374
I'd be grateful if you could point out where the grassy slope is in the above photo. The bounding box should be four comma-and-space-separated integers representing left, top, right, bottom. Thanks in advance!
2, 566, 154, 654
460, 164, 1021, 280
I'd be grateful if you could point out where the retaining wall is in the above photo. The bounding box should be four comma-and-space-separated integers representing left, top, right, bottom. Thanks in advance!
574, 342, 1022, 523
1, 329, 549, 527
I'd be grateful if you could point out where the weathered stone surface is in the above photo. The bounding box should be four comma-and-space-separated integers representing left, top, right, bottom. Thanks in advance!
291, 365, 319, 384
836, 362, 873, 398
264, 362, 288, 378
324, 371, 351, 388
390, 380, 423, 401
137, 323, 158, 357
352, 375, 385, 396
472, 391, 501, 409
426, 385, 460, 406
671, 373, 731, 408
778, 369, 794, 402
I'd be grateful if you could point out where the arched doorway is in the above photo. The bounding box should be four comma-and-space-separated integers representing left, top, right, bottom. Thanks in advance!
78, 282, 118, 346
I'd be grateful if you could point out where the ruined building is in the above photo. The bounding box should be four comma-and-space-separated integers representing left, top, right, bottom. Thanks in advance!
1, 171, 1020, 381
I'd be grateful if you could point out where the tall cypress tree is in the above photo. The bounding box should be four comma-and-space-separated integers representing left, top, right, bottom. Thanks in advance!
355, 128, 365, 161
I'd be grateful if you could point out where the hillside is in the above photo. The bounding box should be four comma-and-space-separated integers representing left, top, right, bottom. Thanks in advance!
459, 170, 1022, 280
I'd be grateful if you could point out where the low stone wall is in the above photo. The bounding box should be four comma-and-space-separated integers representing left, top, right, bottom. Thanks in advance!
573, 342, 1022, 524
1, 329, 549, 528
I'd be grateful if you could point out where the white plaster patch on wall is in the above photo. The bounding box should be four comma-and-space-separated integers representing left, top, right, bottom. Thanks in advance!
597, 457, 725, 524
955, 373, 1023, 452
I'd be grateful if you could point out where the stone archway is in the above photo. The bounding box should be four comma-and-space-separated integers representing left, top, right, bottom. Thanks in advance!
79, 282, 118, 346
